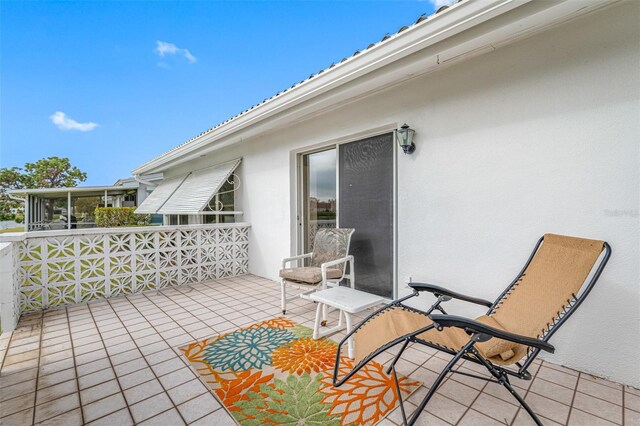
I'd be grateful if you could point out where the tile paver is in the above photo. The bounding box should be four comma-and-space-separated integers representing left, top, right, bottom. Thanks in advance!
0, 274, 636, 425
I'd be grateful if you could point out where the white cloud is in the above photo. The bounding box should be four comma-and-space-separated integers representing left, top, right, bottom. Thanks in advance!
49, 111, 98, 132
427, 0, 456, 7
154, 41, 197, 64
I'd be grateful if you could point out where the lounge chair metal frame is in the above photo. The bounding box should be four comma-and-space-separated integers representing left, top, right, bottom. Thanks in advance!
333, 236, 611, 426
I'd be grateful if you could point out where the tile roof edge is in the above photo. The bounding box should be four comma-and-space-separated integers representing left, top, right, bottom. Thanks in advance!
133, 0, 465, 174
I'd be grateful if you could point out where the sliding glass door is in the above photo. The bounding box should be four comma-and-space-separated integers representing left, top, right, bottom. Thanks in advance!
339, 134, 394, 298
300, 133, 395, 298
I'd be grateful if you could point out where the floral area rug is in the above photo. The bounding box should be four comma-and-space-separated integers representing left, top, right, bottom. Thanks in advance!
180, 317, 420, 425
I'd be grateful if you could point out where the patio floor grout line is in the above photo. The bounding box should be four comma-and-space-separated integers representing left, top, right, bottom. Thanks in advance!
29, 312, 45, 425
161, 281, 263, 333
84, 301, 136, 424
31, 308, 82, 424
140, 289, 209, 343
453, 374, 490, 425
514, 361, 562, 426
4, 275, 636, 426
0, 327, 17, 377
623, 385, 627, 424
110, 294, 190, 425
136, 283, 265, 423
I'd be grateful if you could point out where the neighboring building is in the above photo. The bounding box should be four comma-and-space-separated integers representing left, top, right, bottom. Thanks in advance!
8, 174, 162, 231
132, 1, 638, 386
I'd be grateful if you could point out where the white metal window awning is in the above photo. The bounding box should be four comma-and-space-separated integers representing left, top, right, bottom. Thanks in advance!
135, 174, 189, 214
155, 158, 241, 215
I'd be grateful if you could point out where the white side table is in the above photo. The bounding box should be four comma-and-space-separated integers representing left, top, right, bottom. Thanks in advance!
309, 286, 384, 358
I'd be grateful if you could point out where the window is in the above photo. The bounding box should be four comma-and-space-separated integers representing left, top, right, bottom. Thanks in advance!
168, 215, 189, 225
202, 175, 236, 224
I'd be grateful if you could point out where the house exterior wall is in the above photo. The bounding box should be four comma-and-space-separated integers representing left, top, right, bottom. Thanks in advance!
162, 2, 639, 386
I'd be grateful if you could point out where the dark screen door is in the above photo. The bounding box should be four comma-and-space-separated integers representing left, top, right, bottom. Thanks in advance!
339, 133, 394, 298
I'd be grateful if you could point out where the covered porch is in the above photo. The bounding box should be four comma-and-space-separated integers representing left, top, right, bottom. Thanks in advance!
9, 186, 139, 232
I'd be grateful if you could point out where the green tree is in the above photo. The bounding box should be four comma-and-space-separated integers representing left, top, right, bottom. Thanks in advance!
22, 157, 87, 188
0, 167, 26, 214
0, 157, 87, 214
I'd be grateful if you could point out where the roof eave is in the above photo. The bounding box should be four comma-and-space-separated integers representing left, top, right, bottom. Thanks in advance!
132, 0, 614, 175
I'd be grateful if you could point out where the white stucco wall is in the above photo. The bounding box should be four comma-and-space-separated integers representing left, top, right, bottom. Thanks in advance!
164, 2, 639, 386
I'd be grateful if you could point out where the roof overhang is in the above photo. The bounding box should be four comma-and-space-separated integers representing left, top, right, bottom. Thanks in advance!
132, 0, 618, 176
8, 186, 132, 199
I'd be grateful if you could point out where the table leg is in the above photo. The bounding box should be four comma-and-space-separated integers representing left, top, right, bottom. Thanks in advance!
322, 303, 328, 326
345, 312, 354, 358
313, 302, 323, 340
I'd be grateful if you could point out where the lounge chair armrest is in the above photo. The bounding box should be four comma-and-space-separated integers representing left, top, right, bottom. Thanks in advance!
429, 314, 555, 353
409, 282, 492, 307
282, 253, 313, 268
320, 255, 353, 269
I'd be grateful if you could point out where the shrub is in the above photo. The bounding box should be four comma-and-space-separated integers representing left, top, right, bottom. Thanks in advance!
94, 207, 151, 228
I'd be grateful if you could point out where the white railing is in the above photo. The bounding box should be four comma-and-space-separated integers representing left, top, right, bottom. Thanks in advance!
0, 223, 250, 330
0, 242, 19, 334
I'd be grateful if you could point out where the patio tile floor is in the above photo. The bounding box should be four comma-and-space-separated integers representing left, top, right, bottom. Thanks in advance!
0, 274, 637, 425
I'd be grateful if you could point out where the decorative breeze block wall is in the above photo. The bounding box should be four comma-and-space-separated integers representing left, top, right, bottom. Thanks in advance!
16, 224, 249, 313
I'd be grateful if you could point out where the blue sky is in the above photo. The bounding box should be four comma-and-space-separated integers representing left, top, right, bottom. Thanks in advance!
1, 1, 440, 185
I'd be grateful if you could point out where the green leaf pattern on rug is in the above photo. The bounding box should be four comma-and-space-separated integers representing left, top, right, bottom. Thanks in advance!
233, 373, 341, 425
290, 324, 314, 339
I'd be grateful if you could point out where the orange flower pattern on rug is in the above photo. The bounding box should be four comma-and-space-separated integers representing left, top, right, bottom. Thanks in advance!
214, 370, 274, 411
248, 317, 296, 330
320, 357, 421, 425
179, 318, 420, 425
272, 337, 338, 375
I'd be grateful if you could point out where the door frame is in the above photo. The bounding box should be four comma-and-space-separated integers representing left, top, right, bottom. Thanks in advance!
293, 124, 399, 299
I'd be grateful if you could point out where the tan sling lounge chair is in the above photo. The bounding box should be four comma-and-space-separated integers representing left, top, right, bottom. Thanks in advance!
280, 228, 355, 317
333, 234, 611, 426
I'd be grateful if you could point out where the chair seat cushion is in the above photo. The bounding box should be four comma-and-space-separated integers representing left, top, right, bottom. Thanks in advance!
473, 316, 528, 363
416, 315, 527, 364
279, 266, 343, 284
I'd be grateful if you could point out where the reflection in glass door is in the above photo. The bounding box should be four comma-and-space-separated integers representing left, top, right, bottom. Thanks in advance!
302, 149, 337, 253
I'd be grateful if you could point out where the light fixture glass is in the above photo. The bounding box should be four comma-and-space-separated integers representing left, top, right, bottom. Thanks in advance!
396, 123, 416, 154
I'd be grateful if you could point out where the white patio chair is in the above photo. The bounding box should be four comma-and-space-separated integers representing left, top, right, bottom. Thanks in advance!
279, 228, 355, 321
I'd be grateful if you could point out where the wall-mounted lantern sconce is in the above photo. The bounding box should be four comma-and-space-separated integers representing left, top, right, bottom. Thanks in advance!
396, 123, 416, 154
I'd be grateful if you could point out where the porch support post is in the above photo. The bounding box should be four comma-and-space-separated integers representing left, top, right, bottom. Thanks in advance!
67, 191, 71, 230
104, 190, 108, 207
24, 196, 29, 232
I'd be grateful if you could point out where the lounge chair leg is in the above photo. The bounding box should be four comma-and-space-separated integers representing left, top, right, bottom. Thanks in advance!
408, 341, 472, 426
391, 365, 408, 426
386, 338, 411, 375
503, 379, 543, 426
468, 346, 543, 426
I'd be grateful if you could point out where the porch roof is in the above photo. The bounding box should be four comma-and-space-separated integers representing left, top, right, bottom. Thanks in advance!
8, 185, 130, 199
